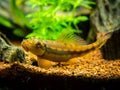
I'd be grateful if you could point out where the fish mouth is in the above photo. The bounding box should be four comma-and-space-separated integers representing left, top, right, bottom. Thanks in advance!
21, 40, 29, 51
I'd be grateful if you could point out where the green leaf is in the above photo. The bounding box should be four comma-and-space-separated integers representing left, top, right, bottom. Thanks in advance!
73, 16, 88, 25
0, 16, 13, 28
13, 29, 26, 37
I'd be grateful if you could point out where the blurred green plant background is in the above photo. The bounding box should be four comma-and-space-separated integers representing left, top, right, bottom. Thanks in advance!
0, 0, 32, 38
0, 0, 95, 40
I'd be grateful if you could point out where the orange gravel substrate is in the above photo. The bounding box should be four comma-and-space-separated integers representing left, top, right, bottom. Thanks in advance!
0, 50, 120, 90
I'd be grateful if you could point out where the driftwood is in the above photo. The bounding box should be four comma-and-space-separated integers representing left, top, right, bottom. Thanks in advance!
0, 32, 26, 63
87, 0, 120, 59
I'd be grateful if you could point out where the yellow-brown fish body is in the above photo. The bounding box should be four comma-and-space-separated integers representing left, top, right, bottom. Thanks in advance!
21, 32, 111, 62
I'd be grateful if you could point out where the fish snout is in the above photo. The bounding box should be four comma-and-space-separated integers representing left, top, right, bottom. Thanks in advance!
21, 39, 29, 51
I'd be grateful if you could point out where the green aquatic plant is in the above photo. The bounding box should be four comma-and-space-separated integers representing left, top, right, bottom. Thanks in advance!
10, 0, 31, 37
26, 0, 95, 40
0, 0, 31, 37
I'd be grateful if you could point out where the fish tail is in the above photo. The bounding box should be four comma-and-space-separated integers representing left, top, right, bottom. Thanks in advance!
96, 31, 112, 48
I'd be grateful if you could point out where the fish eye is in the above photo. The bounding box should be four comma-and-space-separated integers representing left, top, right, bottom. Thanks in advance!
36, 42, 42, 48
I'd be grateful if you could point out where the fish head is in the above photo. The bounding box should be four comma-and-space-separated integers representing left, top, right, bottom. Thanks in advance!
21, 38, 46, 56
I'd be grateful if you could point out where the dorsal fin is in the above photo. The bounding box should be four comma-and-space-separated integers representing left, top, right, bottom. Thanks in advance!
57, 29, 87, 45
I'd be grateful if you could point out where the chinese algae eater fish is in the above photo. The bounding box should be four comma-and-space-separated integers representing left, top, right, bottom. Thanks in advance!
21, 31, 111, 62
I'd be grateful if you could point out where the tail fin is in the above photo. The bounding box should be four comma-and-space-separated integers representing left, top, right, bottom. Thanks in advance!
96, 31, 112, 48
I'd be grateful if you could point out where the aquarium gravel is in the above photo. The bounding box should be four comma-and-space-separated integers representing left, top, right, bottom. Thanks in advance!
0, 50, 120, 79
